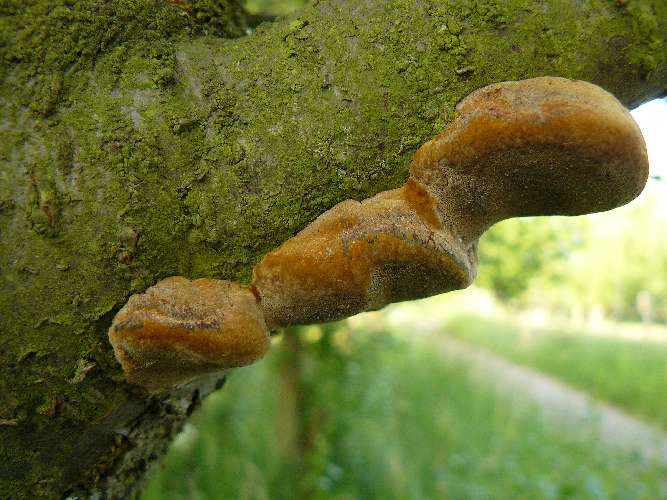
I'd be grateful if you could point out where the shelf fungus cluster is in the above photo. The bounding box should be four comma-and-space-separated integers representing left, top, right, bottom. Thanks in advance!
109, 77, 649, 391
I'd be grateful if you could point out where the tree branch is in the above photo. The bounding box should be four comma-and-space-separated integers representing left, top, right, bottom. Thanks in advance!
0, 0, 665, 496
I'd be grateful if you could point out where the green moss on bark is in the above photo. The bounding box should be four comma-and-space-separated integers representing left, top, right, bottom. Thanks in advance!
0, 1, 251, 496
0, 0, 665, 496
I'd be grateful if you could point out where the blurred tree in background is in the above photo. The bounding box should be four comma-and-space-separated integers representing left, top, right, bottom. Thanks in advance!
479, 190, 667, 324
564, 197, 667, 323
475, 217, 586, 303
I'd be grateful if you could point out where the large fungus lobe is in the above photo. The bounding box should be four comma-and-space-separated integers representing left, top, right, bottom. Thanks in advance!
108, 77, 648, 391
410, 77, 648, 244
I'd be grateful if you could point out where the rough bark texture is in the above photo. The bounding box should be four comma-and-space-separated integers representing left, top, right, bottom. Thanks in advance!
0, 0, 665, 497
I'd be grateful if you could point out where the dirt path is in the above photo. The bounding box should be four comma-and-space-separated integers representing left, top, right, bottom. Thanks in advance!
426, 333, 667, 464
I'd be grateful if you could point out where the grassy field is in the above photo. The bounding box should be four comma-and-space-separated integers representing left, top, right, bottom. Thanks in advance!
442, 314, 667, 430
144, 325, 667, 500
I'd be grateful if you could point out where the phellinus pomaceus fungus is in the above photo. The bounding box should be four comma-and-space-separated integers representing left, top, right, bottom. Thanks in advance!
109, 77, 649, 392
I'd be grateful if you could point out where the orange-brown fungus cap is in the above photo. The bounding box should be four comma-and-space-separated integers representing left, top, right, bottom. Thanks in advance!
411, 77, 649, 244
253, 186, 477, 329
109, 277, 270, 392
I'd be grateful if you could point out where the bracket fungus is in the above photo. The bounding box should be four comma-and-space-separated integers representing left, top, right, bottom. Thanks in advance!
109, 77, 648, 391
109, 277, 270, 391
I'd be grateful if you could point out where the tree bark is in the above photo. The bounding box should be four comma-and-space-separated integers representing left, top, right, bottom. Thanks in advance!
1, 0, 665, 497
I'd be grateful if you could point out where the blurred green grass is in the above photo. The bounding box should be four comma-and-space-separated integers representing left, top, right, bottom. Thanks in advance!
144, 325, 667, 500
443, 314, 667, 430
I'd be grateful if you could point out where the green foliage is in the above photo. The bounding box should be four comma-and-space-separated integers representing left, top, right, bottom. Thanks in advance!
476, 217, 586, 302
144, 324, 667, 499
474, 189, 667, 323
444, 313, 667, 430
558, 197, 667, 323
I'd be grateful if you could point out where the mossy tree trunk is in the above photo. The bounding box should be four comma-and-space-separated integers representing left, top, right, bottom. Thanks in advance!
1, 0, 665, 497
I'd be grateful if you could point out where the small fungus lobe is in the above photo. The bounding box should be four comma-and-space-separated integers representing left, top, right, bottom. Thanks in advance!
108, 77, 648, 391
109, 277, 270, 391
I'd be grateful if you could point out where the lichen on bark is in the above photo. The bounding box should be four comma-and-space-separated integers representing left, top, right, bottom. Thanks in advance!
0, 0, 665, 497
